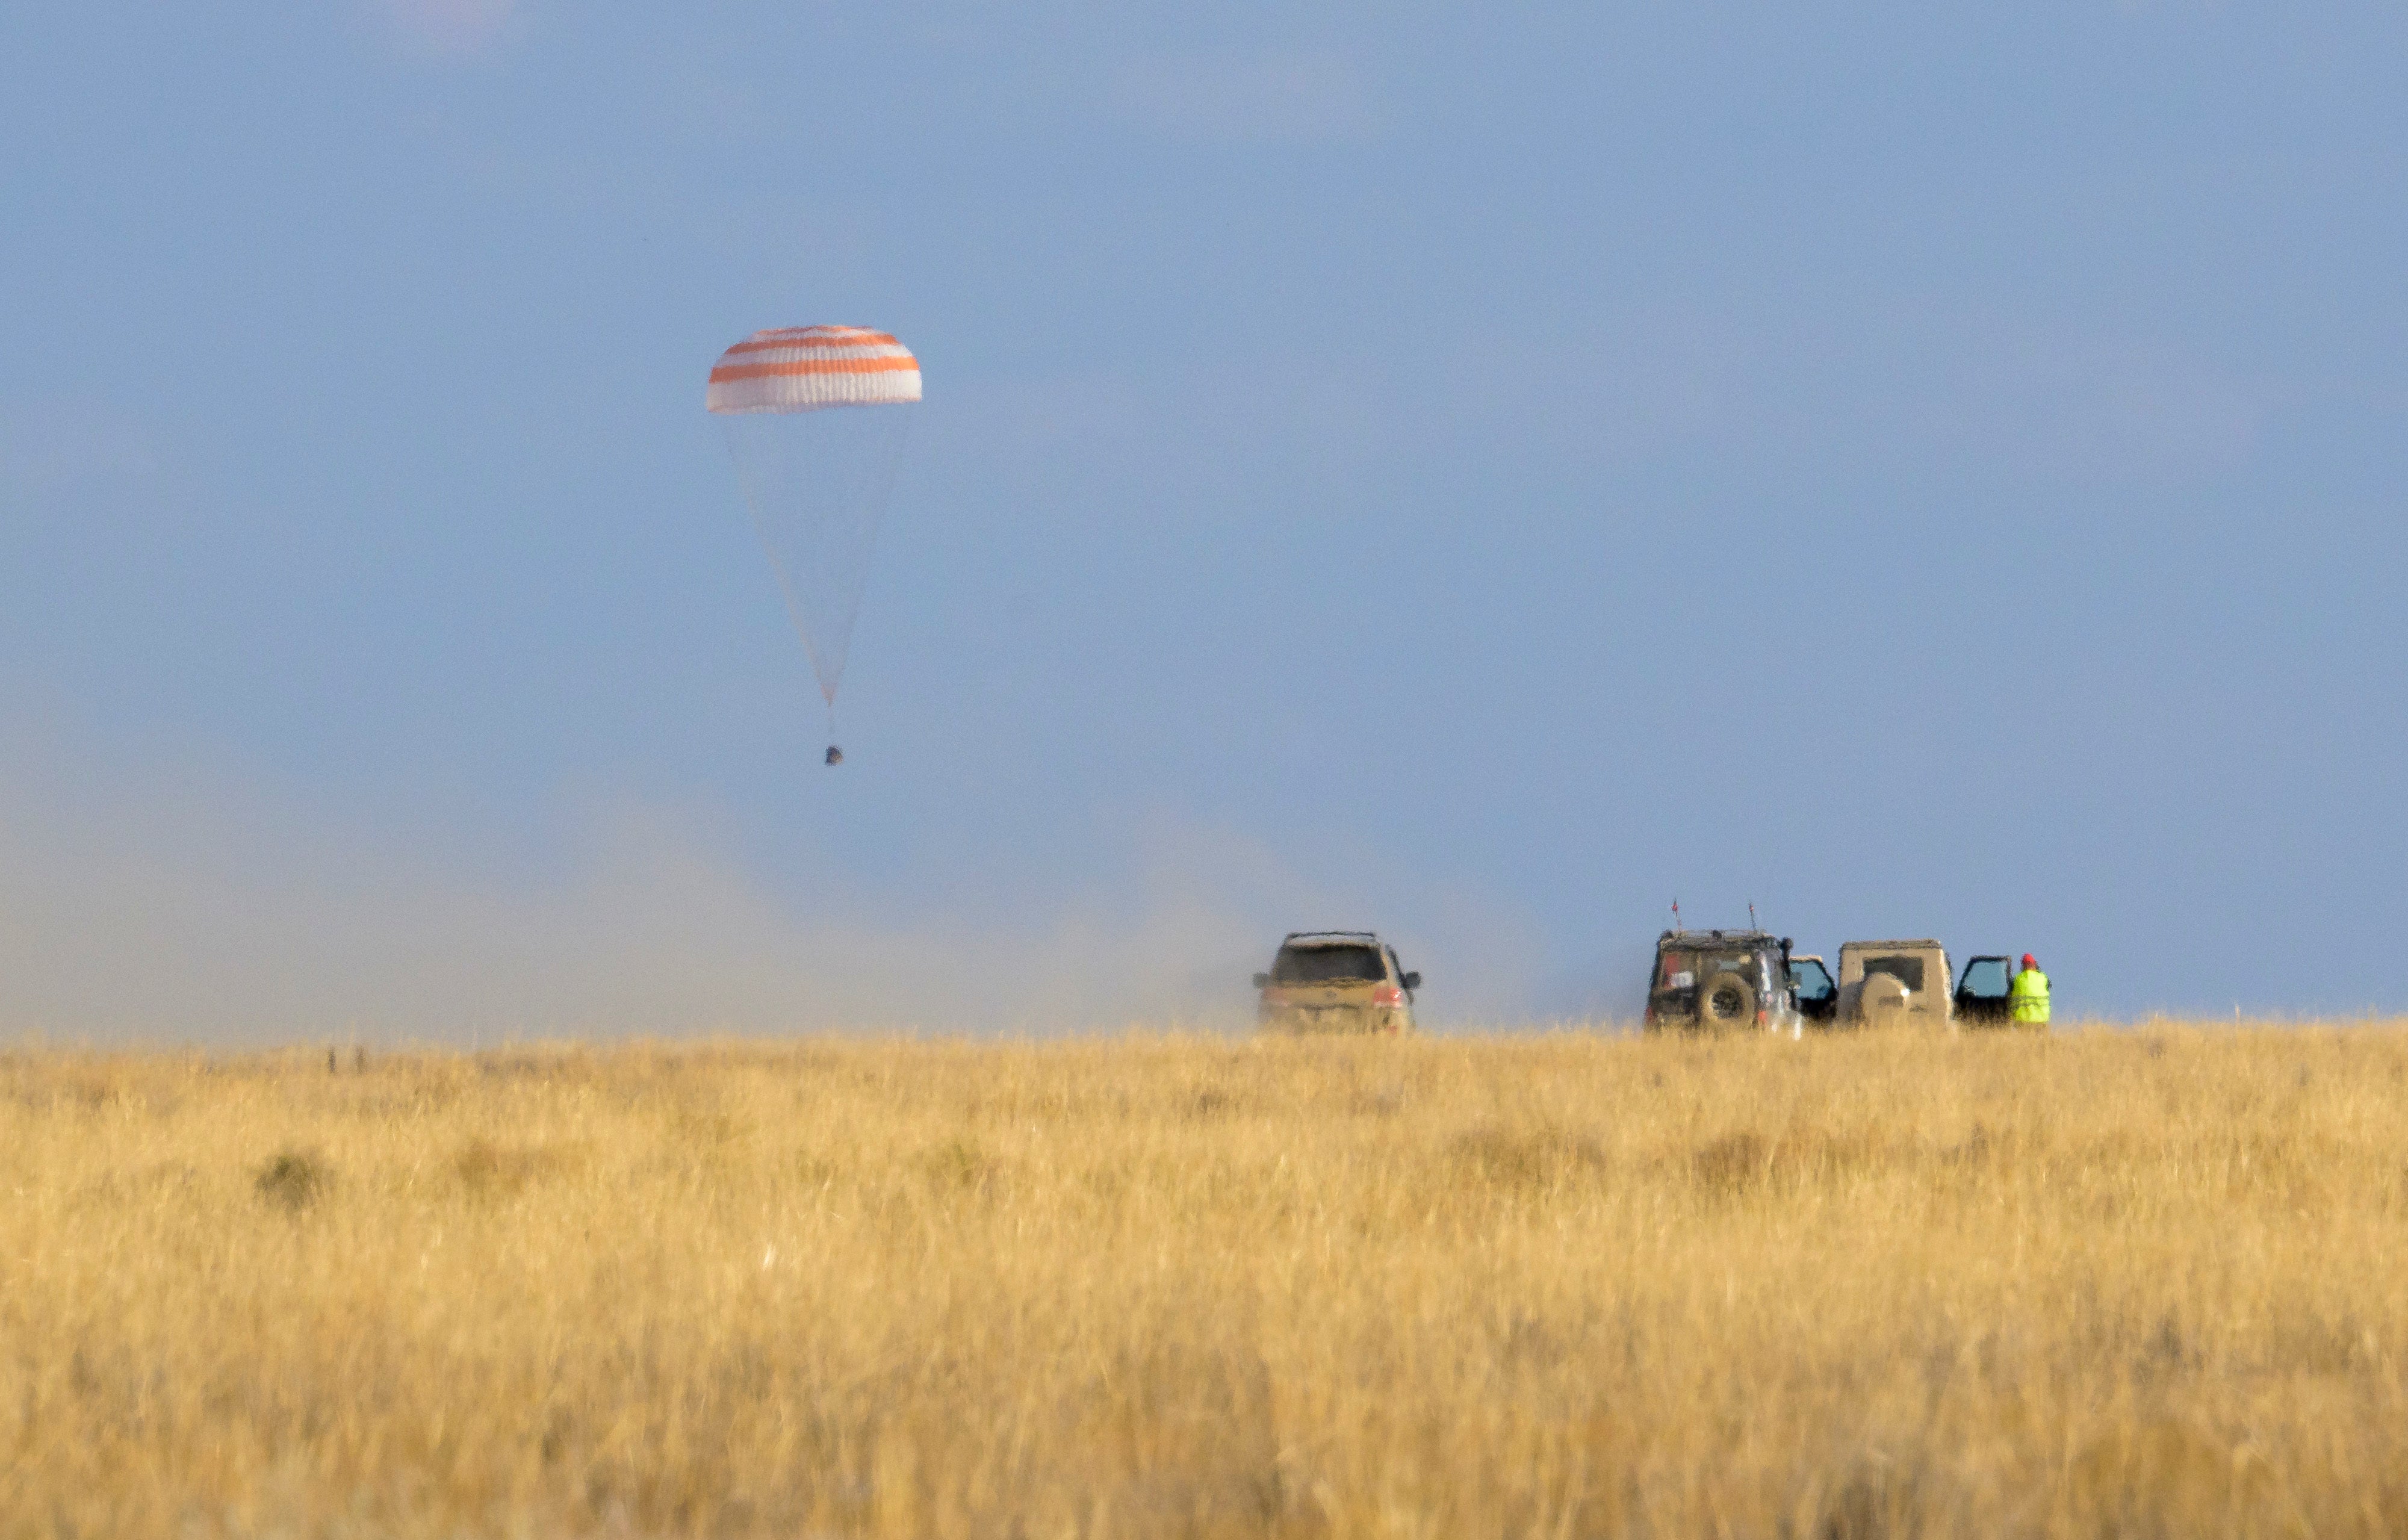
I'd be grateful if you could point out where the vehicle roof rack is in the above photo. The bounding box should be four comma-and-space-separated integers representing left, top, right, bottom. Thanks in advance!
1283, 931, 1380, 942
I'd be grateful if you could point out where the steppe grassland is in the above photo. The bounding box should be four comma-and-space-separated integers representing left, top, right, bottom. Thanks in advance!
5, 1026, 2408, 1538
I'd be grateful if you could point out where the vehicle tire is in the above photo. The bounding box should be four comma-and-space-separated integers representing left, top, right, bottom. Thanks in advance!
1699, 974, 1757, 1027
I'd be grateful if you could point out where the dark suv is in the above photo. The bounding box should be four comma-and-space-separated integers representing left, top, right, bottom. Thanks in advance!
1643, 929, 1804, 1034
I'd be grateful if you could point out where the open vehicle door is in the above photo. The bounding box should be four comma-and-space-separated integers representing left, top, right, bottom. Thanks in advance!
1789, 955, 1837, 1022
1953, 955, 2015, 1025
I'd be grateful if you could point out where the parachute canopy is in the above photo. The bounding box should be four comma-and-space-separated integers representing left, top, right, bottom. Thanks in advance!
707, 326, 922, 414
709, 325, 921, 724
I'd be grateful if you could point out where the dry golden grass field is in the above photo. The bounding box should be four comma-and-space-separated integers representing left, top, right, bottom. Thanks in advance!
7, 1024, 2408, 1538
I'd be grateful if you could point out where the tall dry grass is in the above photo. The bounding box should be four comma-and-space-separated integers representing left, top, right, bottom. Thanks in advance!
5, 1025, 2408, 1537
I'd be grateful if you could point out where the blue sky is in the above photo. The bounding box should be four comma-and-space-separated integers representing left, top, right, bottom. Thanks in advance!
3, 1, 2404, 1037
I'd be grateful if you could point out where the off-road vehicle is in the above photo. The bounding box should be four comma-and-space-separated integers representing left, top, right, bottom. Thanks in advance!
1644, 930, 1804, 1033
1254, 933, 1420, 1034
1835, 940, 1955, 1027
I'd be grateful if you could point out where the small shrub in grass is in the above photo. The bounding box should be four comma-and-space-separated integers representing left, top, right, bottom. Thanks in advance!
1690, 1131, 1772, 1197
1449, 1125, 1609, 1193
255, 1148, 330, 1212
453, 1137, 557, 1199
920, 1137, 991, 1193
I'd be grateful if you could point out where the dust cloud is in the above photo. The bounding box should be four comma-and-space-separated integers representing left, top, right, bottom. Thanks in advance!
0, 724, 1543, 1046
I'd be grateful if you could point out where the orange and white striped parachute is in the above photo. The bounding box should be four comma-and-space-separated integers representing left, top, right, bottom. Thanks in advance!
709, 324, 922, 760
707, 326, 922, 414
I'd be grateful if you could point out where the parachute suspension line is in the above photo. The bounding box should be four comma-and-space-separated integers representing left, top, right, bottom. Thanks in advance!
718, 405, 915, 713
821, 403, 913, 686
724, 417, 827, 689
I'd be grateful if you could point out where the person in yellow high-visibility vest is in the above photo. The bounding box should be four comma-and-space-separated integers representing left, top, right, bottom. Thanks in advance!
2010, 953, 2051, 1028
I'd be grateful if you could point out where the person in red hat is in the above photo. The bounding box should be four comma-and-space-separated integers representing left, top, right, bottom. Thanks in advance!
2010, 953, 2050, 1028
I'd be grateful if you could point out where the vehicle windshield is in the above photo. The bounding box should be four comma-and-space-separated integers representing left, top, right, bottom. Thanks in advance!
1958, 957, 2011, 999
1272, 944, 1387, 985
1790, 959, 1835, 1001
1861, 955, 1926, 992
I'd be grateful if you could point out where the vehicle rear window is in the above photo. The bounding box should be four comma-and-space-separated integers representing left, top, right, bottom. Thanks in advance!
1273, 945, 1387, 984
1657, 949, 1698, 987
1862, 955, 1926, 992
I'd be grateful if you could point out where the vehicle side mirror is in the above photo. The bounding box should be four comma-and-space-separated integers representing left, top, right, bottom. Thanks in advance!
1252, 973, 1271, 989
1401, 972, 1422, 991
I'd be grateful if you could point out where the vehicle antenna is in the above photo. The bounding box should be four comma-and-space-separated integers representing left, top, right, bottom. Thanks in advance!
1749, 902, 1759, 931
1671, 898, 1681, 933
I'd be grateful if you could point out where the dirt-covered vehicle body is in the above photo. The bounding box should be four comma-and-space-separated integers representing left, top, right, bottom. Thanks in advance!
1644, 930, 1802, 1033
1835, 940, 1955, 1026
1255, 933, 1420, 1034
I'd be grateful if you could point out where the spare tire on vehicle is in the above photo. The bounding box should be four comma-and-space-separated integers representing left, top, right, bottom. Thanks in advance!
1857, 972, 1911, 1022
1699, 972, 1757, 1026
